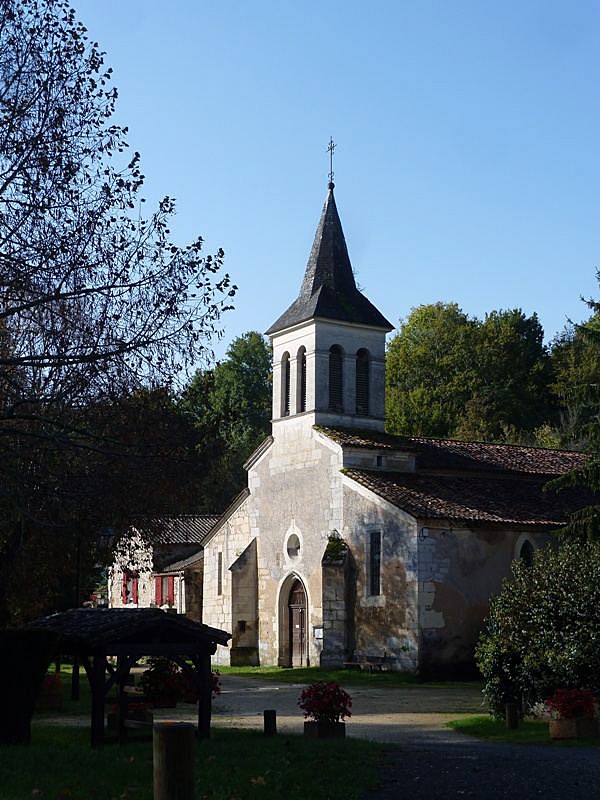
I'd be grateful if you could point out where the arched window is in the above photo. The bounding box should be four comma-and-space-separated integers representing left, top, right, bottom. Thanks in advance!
297, 346, 307, 413
281, 352, 290, 417
328, 345, 343, 412
519, 540, 534, 568
356, 348, 369, 416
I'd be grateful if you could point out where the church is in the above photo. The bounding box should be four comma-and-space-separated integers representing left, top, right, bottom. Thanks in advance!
197, 180, 588, 676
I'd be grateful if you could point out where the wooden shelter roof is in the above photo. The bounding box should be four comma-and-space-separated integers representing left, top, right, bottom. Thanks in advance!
28, 608, 230, 653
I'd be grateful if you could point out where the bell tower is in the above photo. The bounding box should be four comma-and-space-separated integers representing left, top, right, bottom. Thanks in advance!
265, 182, 393, 434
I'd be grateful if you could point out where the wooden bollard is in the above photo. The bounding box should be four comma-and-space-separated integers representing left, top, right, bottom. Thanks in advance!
264, 709, 277, 736
153, 721, 195, 800
505, 702, 519, 730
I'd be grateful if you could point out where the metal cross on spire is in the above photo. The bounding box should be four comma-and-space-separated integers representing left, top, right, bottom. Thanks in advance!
327, 137, 336, 186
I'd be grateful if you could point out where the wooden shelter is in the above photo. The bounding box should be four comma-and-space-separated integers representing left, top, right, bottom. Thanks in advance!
28, 608, 230, 747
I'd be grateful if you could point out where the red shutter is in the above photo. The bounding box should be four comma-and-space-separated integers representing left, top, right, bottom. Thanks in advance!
132, 577, 139, 605
121, 573, 128, 604
167, 576, 175, 606
155, 576, 163, 606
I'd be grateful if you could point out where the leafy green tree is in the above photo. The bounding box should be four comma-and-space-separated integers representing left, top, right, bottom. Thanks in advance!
476, 540, 600, 716
455, 310, 552, 442
181, 332, 272, 511
386, 303, 553, 443
386, 303, 477, 437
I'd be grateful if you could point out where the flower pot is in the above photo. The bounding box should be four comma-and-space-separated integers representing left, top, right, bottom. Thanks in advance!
303, 721, 346, 739
549, 717, 599, 740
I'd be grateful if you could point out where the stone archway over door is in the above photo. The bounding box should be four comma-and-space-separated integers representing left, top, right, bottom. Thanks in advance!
288, 579, 307, 667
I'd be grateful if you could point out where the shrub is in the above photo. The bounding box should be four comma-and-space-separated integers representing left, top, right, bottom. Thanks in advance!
546, 688, 596, 719
476, 539, 600, 716
140, 657, 221, 705
298, 682, 352, 723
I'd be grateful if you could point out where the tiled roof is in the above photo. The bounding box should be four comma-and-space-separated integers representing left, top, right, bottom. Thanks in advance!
266, 185, 392, 335
27, 608, 230, 648
158, 548, 204, 574
344, 469, 593, 528
318, 427, 587, 477
138, 515, 220, 545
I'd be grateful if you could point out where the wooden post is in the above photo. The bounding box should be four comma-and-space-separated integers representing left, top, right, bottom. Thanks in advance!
153, 721, 194, 800
71, 655, 80, 701
90, 654, 106, 748
264, 709, 277, 736
196, 654, 212, 739
505, 702, 519, 729
117, 656, 129, 745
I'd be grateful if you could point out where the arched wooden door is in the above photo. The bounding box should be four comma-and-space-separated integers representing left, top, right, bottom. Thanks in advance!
288, 579, 307, 667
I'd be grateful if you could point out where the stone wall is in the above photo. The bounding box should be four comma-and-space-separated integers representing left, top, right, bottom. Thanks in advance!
321, 544, 356, 667
184, 559, 203, 622
341, 476, 419, 671
231, 538, 259, 665
202, 416, 345, 667
417, 525, 550, 677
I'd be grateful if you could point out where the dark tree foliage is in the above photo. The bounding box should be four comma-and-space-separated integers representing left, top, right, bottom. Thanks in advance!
547, 301, 600, 541
0, 0, 236, 621
180, 332, 272, 512
549, 314, 600, 451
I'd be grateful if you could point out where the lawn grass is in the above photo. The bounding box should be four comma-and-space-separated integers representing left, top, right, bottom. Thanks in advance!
448, 715, 600, 747
0, 725, 387, 800
217, 664, 481, 689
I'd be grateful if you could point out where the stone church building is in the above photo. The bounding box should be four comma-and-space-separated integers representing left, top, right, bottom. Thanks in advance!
196, 183, 588, 675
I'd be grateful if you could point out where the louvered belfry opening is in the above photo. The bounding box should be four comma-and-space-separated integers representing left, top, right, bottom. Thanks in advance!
328, 345, 343, 412
282, 352, 291, 416
298, 347, 307, 412
356, 348, 370, 416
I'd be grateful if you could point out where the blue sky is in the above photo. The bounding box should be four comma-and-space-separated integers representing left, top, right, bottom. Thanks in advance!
75, 0, 600, 362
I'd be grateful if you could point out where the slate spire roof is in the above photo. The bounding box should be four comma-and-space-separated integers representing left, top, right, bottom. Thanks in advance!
266, 183, 393, 335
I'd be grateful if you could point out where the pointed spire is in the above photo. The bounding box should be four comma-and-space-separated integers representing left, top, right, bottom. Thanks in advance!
299, 182, 357, 299
265, 184, 393, 336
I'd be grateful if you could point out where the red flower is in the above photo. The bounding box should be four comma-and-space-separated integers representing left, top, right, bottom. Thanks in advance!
298, 681, 352, 723
545, 688, 596, 719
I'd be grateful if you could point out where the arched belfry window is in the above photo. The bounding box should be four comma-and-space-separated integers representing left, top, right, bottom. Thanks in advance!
281, 352, 291, 417
328, 345, 343, 413
297, 346, 307, 413
356, 349, 370, 416
519, 540, 534, 568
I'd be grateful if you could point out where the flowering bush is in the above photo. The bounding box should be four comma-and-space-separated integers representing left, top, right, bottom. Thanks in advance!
298, 681, 352, 724
476, 540, 600, 716
545, 688, 596, 720
141, 658, 221, 705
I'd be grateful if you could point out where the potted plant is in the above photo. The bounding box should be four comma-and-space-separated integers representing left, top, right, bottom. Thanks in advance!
298, 681, 352, 738
140, 658, 181, 708
546, 688, 598, 739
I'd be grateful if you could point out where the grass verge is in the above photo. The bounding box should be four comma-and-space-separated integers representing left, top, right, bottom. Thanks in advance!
0, 725, 387, 800
448, 715, 600, 747
216, 665, 480, 689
